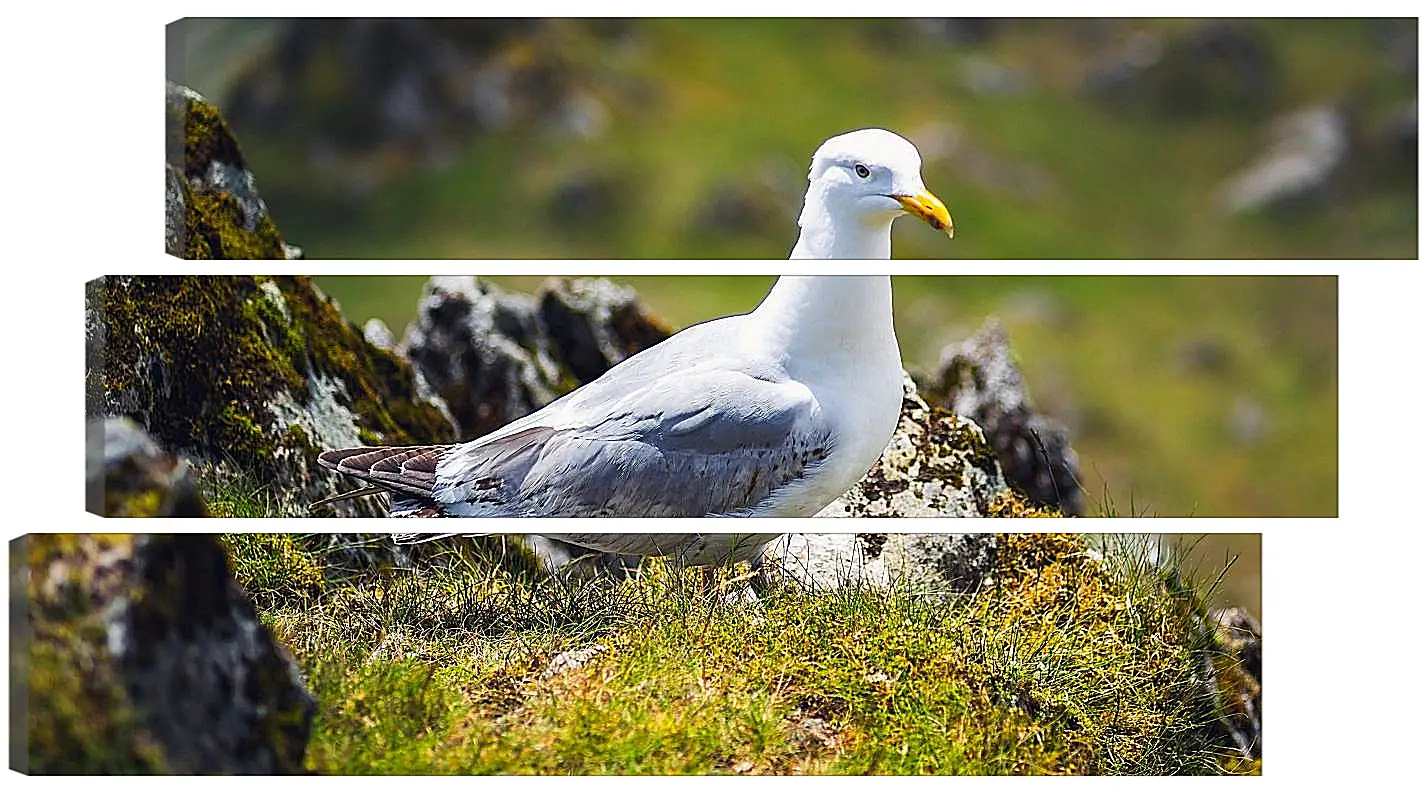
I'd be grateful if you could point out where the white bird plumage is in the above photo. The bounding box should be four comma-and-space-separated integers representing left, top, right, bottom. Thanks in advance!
314, 128, 953, 565
790, 127, 953, 259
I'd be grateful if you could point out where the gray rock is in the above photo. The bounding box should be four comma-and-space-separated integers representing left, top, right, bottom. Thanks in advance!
164, 164, 185, 256
907, 18, 1003, 46
362, 318, 396, 351
1175, 335, 1232, 375
1360, 100, 1417, 192
927, 319, 1085, 515
1082, 31, 1163, 107
816, 372, 1009, 518
546, 169, 627, 231
1222, 105, 1349, 214
538, 277, 671, 385
907, 122, 1054, 202
1227, 396, 1269, 445
399, 276, 568, 440
960, 55, 1030, 97
691, 163, 803, 241
85, 417, 207, 517
399, 276, 672, 440
215, 18, 605, 166
766, 532, 998, 594
20, 534, 315, 774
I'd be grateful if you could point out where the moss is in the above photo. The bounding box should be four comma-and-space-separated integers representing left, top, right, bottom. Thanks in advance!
219, 534, 328, 606
986, 491, 1064, 518
181, 179, 288, 259
168, 89, 288, 260
89, 276, 455, 492
217, 401, 274, 465
177, 93, 247, 180
280, 277, 452, 443
106, 488, 163, 518
24, 535, 169, 774
967, 533, 1235, 774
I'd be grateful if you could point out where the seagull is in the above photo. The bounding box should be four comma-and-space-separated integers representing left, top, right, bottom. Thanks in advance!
313, 128, 953, 565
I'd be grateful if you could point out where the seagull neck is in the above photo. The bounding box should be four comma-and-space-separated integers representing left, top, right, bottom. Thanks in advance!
752, 276, 899, 367
789, 192, 895, 259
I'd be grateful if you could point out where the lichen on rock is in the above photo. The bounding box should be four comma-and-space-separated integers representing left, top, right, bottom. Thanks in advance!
816, 373, 1009, 518
397, 275, 671, 439
924, 318, 1085, 515
767, 532, 999, 594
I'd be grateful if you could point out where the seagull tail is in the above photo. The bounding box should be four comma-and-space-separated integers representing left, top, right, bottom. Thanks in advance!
391, 532, 476, 546
307, 485, 387, 512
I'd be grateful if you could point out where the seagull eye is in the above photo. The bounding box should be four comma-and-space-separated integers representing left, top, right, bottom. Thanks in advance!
854, 164, 871, 179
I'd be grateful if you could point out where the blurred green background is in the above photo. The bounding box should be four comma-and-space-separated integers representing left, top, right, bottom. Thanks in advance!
317, 274, 1337, 519
167, 18, 1416, 259
1164, 534, 1261, 619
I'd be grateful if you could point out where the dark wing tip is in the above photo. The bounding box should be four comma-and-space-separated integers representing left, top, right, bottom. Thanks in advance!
313, 445, 449, 507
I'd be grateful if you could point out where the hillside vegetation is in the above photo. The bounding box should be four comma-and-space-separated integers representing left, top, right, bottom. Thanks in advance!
221, 533, 1260, 775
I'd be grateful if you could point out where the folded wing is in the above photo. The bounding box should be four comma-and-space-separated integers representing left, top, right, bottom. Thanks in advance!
317, 368, 834, 518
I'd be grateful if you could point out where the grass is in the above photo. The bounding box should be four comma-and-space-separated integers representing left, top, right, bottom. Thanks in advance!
223, 533, 1259, 775
197, 464, 287, 518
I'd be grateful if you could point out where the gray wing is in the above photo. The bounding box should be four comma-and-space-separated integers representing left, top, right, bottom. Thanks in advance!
432, 368, 834, 517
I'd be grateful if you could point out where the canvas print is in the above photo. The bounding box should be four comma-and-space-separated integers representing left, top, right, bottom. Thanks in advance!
14, 531, 1261, 774
165, 18, 1416, 260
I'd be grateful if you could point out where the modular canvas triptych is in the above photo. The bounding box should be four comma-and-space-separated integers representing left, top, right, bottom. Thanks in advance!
16, 14, 1416, 783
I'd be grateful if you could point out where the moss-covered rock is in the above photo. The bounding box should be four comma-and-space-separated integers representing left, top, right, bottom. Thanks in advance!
85, 275, 456, 515
925, 318, 1085, 515
165, 82, 299, 259
17, 534, 315, 774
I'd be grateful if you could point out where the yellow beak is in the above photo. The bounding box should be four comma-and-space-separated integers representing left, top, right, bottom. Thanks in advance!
894, 190, 955, 239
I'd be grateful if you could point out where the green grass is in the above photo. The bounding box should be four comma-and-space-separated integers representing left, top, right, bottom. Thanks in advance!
197, 465, 287, 518
226, 533, 1259, 775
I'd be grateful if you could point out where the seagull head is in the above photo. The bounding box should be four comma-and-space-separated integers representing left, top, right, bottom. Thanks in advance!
791, 128, 954, 258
